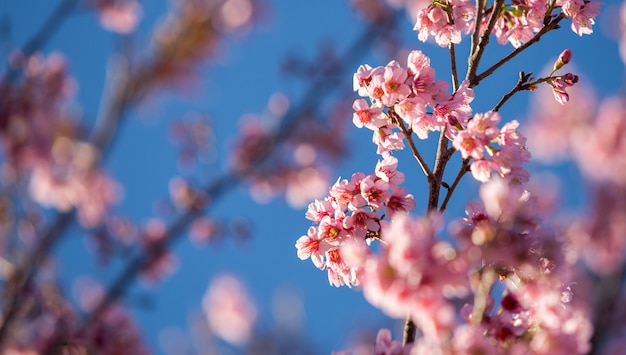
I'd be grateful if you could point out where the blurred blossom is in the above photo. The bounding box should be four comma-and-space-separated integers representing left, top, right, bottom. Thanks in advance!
572, 96, 626, 186
215, 0, 254, 32
202, 274, 257, 346
349, 0, 395, 24
567, 184, 626, 275
284, 166, 330, 208
139, 219, 178, 283
93, 0, 143, 34
168, 176, 207, 210
72, 276, 105, 312
142, 0, 259, 93
169, 113, 216, 171
189, 216, 222, 245
81, 304, 151, 354
28, 163, 120, 228
231, 105, 343, 207
523, 77, 596, 162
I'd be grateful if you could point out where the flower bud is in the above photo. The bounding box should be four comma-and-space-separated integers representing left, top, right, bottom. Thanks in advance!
553, 49, 572, 71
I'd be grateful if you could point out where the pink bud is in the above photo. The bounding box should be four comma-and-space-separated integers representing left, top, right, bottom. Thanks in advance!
552, 88, 569, 105
553, 49, 572, 71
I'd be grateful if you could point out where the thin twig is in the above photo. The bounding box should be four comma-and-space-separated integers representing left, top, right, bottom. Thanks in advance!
428, 129, 450, 211
492, 71, 531, 112
472, 14, 565, 87
439, 158, 470, 212
449, 43, 459, 91
466, 0, 504, 86
469, 0, 485, 58
390, 110, 433, 179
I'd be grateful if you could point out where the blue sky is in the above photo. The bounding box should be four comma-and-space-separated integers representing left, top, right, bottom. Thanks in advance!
2, 0, 624, 353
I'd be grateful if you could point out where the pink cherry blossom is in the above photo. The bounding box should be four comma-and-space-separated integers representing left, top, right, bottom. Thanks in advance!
305, 197, 335, 223
359, 175, 391, 210
372, 125, 405, 157
202, 274, 257, 346
385, 187, 416, 218
295, 226, 327, 269
374, 156, 405, 186
352, 99, 387, 130
381, 61, 410, 106
394, 97, 428, 134
560, 0, 602, 36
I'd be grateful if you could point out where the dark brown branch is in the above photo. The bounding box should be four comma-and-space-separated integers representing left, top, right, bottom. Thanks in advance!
390, 110, 433, 179
403, 318, 417, 345
492, 71, 533, 112
466, 0, 504, 86
439, 158, 470, 212
471, 14, 565, 87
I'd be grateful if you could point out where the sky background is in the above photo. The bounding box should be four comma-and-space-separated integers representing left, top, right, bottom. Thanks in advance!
2, 0, 625, 354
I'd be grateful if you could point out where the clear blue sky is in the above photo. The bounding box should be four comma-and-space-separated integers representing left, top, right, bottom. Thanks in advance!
2, 1, 624, 353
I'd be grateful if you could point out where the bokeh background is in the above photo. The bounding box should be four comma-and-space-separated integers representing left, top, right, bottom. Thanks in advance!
1, 0, 624, 353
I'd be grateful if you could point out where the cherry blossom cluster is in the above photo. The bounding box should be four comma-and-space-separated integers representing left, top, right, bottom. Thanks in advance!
449, 178, 592, 354
332, 178, 592, 354
353, 50, 530, 184
452, 111, 530, 183
414, 0, 475, 48
356, 212, 468, 342
295, 156, 416, 287
0, 53, 119, 227
92, 0, 142, 34
414, 0, 601, 48
352, 49, 454, 147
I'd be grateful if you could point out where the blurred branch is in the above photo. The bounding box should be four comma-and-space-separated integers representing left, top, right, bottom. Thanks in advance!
43, 8, 404, 351
439, 157, 469, 212
1, 0, 78, 82
589, 265, 626, 354
469, 14, 565, 88
0, 211, 74, 347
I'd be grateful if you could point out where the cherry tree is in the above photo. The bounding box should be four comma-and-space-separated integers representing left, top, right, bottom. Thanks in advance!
0, 0, 624, 354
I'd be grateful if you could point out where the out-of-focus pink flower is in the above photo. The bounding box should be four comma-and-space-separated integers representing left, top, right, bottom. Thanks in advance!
285, 166, 330, 208
567, 184, 626, 275
572, 97, 626, 186
202, 274, 257, 346
93, 0, 142, 34
360, 214, 467, 340
523, 81, 596, 162
189, 216, 222, 245
373, 328, 413, 355
138, 219, 178, 284
28, 163, 120, 228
